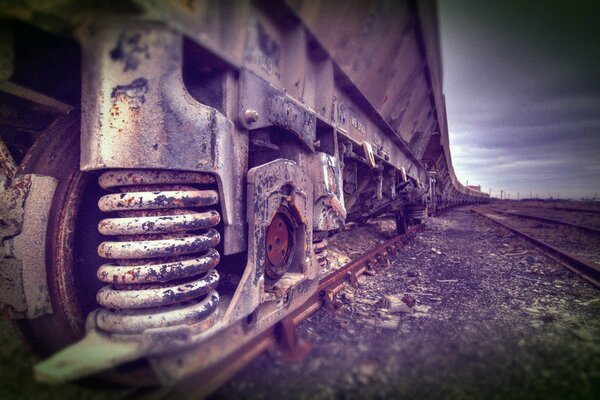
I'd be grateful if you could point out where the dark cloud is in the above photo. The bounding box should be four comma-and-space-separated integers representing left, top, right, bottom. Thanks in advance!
438, 0, 600, 199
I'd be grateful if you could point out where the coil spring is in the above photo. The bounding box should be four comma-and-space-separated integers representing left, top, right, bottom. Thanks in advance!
94, 169, 221, 335
408, 204, 427, 222
312, 239, 329, 270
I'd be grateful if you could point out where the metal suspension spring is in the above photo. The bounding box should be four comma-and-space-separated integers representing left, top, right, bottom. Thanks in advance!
313, 239, 329, 270
94, 169, 221, 335
408, 204, 427, 223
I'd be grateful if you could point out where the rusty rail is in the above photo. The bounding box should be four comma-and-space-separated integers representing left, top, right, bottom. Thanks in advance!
499, 211, 600, 235
473, 209, 600, 288
550, 206, 600, 215
152, 224, 422, 399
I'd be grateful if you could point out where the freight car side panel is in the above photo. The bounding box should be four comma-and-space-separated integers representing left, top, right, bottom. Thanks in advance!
286, 1, 432, 146
281, 0, 481, 200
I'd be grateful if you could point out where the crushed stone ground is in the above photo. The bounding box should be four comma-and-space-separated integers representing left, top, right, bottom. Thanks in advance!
213, 207, 600, 400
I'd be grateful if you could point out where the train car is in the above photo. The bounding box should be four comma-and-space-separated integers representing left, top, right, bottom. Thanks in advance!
0, 0, 488, 386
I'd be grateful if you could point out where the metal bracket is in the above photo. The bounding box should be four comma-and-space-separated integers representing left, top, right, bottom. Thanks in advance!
310, 152, 346, 232
276, 316, 312, 361
321, 289, 342, 311
222, 159, 317, 325
77, 19, 247, 255
239, 69, 317, 151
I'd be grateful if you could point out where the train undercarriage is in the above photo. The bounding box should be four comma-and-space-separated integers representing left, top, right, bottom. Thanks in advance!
0, 0, 488, 387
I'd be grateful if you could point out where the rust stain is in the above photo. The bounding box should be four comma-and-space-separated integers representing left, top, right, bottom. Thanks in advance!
94, 169, 222, 334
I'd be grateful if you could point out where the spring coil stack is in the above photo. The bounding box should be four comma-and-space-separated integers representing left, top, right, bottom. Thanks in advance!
94, 169, 221, 335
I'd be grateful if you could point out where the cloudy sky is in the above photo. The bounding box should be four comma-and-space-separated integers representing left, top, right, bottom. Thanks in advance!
438, 0, 600, 200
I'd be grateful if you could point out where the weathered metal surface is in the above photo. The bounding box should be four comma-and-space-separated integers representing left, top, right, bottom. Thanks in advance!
96, 291, 220, 334
0, 174, 29, 239
14, 175, 57, 317
309, 152, 346, 232
332, 86, 427, 185
98, 229, 220, 260
98, 169, 216, 189
98, 210, 221, 235
287, 0, 414, 119
31, 165, 226, 379
98, 189, 219, 212
98, 211, 221, 236
222, 159, 316, 326
239, 69, 317, 151
77, 19, 247, 255
0, 174, 58, 317
97, 248, 219, 284
0, 139, 16, 189
95, 169, 222, 335
34, 292, 220, 383
3, 113, 93, 353
265, 208, 294, 278
96, 269, 219, 309
0, 175, 30, 313
78, 21, 220, 172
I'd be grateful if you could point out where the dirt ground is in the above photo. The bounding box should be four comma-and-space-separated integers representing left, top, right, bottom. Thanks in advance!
1, 207, 599, 399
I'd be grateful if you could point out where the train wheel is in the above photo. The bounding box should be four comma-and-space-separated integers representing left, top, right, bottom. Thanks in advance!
14, 112, 156, 385
15, 112, 91, 353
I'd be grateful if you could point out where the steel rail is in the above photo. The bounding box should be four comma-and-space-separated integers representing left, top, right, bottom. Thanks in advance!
473, 209, 600, 288
551, 206, 600, 215
499, 210, 600, 235
150, 224, 422, 399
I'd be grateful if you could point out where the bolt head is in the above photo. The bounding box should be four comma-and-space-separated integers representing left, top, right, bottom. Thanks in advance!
244, 109, 260, 123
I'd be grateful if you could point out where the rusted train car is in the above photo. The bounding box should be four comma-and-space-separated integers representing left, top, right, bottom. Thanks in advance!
0, 0, 488, 386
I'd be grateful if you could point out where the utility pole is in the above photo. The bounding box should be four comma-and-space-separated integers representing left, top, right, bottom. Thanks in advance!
500, 190, 503, 200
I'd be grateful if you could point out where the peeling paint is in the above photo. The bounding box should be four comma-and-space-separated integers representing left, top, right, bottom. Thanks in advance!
110, 77, 149, 108
94, 169, 221, 335
110, 32, 151, 72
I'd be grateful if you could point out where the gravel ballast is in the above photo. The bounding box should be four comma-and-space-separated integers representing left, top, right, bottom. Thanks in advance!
214, 207, 600, 400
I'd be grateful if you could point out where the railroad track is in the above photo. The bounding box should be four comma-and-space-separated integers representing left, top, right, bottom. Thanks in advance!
148, 225, 422, 399
473, 208, 600, 288
551, 206, 600, 215
499, 211, 600, 235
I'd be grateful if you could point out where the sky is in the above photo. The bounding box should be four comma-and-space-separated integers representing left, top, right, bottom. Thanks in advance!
437, 0, 600, 200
